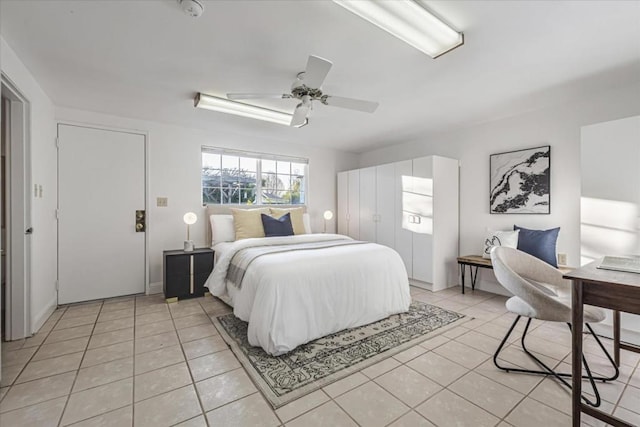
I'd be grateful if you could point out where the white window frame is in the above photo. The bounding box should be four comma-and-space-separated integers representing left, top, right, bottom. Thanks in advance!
201, 146, 309, 206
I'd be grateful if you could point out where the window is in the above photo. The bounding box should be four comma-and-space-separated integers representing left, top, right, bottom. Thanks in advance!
202, 148, 308, 205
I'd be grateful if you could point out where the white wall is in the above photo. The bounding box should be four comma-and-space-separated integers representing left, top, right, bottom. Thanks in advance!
581, 115, 640, 343
55, 107, 358, 291
359, 82, 640, 295
1, 36, 57, 333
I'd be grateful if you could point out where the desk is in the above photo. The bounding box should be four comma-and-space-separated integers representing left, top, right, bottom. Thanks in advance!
564, 261, 640, 427
458, 255, 572, 294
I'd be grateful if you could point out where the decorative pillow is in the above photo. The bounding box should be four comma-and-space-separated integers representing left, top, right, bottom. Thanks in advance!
230, 208, 270, 240
209, 214, 235, 245
483, 229, 520, 259
270, 207, 306, 235
261, 213, 294, 237
514, 225, 560, 267
302, 213, 312, 234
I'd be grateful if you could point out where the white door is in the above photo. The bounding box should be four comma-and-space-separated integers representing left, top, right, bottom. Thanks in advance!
337, 171, 348, 236
394, 160, 413, 276
359, 167, 376, 242
58, 124, 145, 304
376, 163, 395, 248
347, 169, 360, 239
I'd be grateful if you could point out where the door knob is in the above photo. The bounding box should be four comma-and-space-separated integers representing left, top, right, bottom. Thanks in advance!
25, 227, 33, 235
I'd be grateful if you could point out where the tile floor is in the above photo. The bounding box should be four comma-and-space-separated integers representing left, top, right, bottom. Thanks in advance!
1, 287, 639, 426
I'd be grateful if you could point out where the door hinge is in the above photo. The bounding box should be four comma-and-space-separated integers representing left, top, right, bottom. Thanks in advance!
55, 137, 59, 148
55, 209, 59, 220
55, 280, 59, 291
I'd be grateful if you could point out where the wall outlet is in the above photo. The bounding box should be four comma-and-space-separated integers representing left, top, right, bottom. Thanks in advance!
557, 253, 567, 265
156, 197, 168, 207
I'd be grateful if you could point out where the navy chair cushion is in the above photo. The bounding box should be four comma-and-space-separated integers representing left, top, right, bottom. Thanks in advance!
261, 213, 294, 237
514, 225, 560, 267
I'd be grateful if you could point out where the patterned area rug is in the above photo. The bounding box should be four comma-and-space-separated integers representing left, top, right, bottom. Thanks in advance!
213, 301, 467, 408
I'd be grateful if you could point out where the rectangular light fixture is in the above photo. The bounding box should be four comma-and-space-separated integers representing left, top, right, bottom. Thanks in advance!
194, 93, 303, 127
332, 0, 463, 58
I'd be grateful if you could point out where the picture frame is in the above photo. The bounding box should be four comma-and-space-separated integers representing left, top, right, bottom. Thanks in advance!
489, 145, 550, 214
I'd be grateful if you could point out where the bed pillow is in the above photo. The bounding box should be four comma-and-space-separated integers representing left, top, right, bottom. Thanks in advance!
230, 208, 270, 240
514, 225, 560, 267
209, 214, 235, 245
270, 207, 306, 235
261, 213, 294, 237
483, 229, 520, 259
302, 213, 312, 234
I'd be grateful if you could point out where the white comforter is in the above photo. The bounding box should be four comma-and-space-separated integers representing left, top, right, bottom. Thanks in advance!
206, 234, 411, 355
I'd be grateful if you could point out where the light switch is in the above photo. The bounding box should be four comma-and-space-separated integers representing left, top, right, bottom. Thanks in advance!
157, 197, 168, 207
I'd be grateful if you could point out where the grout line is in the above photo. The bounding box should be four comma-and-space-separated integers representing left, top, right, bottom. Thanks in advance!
168, 298, 210, 426
56, 299, 104, 427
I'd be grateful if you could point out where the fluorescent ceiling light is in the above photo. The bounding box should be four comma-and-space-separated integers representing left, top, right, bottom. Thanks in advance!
332, 0, 463, 58
194, 93, 305, 127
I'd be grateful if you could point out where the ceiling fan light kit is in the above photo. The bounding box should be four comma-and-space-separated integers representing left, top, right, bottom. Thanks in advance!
194, 93, 306, 127
332, 0, 463, 58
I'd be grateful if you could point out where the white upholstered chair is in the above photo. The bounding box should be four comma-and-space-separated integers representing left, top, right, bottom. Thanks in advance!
490, 247, 618, 407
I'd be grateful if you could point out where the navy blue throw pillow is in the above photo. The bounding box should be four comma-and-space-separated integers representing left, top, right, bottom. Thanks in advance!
261, 213, 294, 237
514, 225, 560, 267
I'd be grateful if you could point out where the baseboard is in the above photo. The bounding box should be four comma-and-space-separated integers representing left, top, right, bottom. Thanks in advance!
148, 281, 163, 295
31, 293, 57, 334
409, 279, 432, 291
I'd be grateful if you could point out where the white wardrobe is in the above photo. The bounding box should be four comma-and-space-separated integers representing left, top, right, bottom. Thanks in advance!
338, 156, 459, 291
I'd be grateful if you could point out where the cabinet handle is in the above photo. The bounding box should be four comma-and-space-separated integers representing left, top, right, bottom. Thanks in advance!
189, 255, 194, 294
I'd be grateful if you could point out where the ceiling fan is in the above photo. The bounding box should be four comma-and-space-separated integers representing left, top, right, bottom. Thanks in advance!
227, 55, 379, 127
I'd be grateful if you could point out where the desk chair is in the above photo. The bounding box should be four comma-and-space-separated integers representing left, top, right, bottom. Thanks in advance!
491, 247, 618, 407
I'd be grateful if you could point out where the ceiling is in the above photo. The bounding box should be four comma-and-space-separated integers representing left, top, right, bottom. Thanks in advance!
1, 0, 639, 153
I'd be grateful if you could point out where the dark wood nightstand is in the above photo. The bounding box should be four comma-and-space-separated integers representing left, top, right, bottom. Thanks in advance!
163, 248, 214, 302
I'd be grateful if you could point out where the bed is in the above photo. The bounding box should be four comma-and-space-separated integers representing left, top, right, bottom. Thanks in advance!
203, 205, 411, 356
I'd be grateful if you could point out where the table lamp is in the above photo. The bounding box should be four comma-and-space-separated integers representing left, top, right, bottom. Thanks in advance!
183, 212, 197, 252
323, 210, 334, 233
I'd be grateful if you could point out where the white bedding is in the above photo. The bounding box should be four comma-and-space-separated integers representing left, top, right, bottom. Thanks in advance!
205, 233, 411, 355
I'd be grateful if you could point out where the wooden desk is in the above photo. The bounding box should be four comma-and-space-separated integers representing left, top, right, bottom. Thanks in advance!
564, 261, 640, 427
458, 255, 572, 294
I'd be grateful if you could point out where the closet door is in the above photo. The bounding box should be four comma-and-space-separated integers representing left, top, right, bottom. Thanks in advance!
394, 160, 413, 276
359, 167, 377, 242
347, 169, 360, 239
375, 163, 395, 248
337, 171, 349, 235
411, 156, 434, 284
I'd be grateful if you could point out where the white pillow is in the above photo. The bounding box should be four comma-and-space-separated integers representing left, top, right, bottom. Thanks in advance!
303, 213, 311, 234
210, 214, 235, 245
483, 229, 519, 259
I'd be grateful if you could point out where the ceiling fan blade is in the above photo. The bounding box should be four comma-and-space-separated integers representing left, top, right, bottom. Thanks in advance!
291, 104, 310, 127
303, 55, 333, 89
322, 95, 379, 113
227, 93, 289, 100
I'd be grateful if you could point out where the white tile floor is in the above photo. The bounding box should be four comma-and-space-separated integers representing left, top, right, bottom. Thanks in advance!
1, 287, 639, 426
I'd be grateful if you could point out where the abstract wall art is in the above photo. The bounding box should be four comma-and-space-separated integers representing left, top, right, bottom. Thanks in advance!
490, 145, 550, 214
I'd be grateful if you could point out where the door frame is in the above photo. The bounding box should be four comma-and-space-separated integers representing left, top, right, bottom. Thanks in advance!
56, 121, 150, 298
1, 73, 33, 340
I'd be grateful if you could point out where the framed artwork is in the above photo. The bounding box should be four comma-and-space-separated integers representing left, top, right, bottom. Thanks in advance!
490, 145, 550, 214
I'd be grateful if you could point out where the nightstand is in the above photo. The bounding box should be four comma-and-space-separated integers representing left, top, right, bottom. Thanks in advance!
163, 248, 214, 302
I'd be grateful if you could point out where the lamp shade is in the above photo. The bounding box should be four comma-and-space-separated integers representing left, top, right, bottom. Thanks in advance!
323, 210, 334, 221
183, 212, 198, 225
